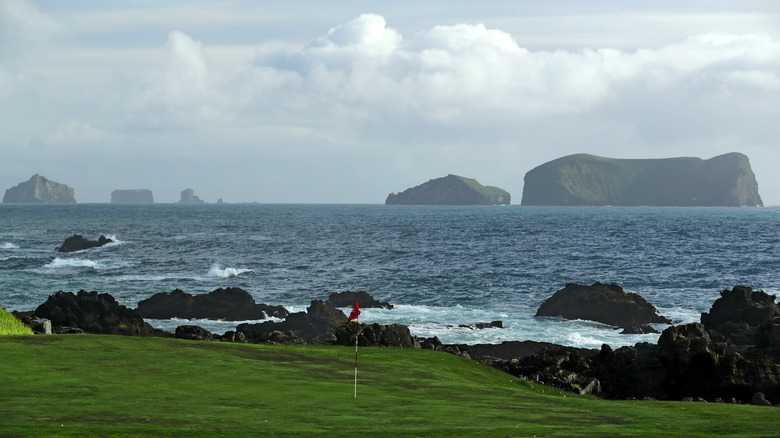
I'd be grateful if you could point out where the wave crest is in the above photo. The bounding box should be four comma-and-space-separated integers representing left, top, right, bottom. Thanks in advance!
44, 257, 97, 269
1, 242, 20, 250
206, 264, 253, 278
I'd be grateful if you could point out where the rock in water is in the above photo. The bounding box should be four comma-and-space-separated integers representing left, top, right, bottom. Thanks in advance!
3, 174, 76, 203
237, 300, 347, 344
136, 287, 288, 321
57, 234, 113, 252
111, 189, 154, 204
325, 290, 394, 309
178, 188, 205, 203
701, 286, 780, 346
535, 282, 671, 327
386, 174, 510, 205
521, 153, 763, 206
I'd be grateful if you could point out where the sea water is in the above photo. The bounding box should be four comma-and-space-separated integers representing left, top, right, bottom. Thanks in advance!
1, 204, 778, 348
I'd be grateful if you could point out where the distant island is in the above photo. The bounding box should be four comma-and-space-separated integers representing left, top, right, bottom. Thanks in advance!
386, 175, 511, 205
521, 153, 763, 207
177, 189, 205, 204
111, 189, 154, 204
3, 175, 76, 203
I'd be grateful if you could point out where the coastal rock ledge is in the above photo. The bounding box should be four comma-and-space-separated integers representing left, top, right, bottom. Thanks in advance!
136, 288, 288, 321
3, 174, 76, 203
386, 174, 510, 205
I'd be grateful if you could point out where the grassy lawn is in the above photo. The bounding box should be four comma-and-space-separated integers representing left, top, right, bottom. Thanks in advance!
1, 334, 777, 437
0, 308, 33, 335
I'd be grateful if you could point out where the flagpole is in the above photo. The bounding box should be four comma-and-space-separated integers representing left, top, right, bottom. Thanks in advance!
348, 300, 361, 399
354, 319, 358, 399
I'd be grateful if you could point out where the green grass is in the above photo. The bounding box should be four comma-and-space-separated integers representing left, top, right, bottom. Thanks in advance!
523, 152, 758, 206
1, 335, 778, 437
454, 175, 510, 200
0, 308, 33, 335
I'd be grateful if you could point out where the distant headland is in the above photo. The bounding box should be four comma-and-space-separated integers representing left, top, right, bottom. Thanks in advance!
521, 152, 763, 207
2, 174, 76, 203
386, 174, 511, 206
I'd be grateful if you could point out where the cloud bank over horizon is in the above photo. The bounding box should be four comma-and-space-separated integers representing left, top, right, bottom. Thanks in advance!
2, 2, 779, 203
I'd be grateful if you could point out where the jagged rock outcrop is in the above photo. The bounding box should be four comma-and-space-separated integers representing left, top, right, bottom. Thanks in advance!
493, 285, 780, 404
111, 189, 154, 204
178, 188, 205, 204
34, 290, 160, 336
521, 153, 763, 206
325, 290, 394, 309
3, 174, 76, 203
386, 174, 510, 205
136, 288, 288, 321
535, 282, 671, 328
334, 322, 420, 348
57, 234, 113, 252
237, 300, 347, 344
701, 286, 780, 346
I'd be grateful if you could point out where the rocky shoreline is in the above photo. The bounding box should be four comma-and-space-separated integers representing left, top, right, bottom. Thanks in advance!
10, 284, 780, 407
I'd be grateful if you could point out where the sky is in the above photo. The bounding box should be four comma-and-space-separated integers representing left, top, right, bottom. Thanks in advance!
1, 1, 779, 204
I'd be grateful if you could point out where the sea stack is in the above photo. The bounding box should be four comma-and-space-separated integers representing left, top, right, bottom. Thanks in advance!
386, 175, 510, 205
521, 153, 763, 207
111, 189, 154, 204
177, 189, 205, 204
3, 174, 76, 203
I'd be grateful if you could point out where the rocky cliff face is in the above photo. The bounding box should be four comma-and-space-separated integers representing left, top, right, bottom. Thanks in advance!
3, 174, 76, 203
111, 189, 154, 204
521, 153, 763, 207
386, 174, 511, 205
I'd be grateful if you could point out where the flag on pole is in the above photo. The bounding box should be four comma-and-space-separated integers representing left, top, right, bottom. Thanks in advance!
348, 300, 360, 322
348, 300, 360, 398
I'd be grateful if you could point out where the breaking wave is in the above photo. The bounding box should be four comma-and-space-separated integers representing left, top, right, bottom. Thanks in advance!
206, 264, 253, 278
45, 257, 97, 269
1, 242, 20, 250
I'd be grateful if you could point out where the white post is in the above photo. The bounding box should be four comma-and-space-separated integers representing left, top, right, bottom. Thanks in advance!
354, 329, 358, 398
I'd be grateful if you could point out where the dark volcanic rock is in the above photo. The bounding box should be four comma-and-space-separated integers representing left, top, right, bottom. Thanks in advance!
455, 340, 558, 362
701, 286, 780, 346
458, 321, 504, 330
334, 322, 419, 348
620, 324, 659, 334
386, 174, 510, 205
535, 282, 671, 327
57, 234, 113, 252
325, 290, 393, 309
521, 152, 763, 207
494, 344, 603, 395
3, 174, 76, 203
136, 288, 288, 321
175, 325, 217, 341
111, 189, 154, 204
237, 300, 347, 344
34, 290, 157, 336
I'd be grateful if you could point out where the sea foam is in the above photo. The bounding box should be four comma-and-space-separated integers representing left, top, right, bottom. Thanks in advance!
44, 257, 98, 269
206, 264, 253, 278
1, 242, 20, 250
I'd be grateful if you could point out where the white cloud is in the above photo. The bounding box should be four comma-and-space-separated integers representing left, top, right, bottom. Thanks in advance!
236, 16, 780, 123
3, 6, 780, 203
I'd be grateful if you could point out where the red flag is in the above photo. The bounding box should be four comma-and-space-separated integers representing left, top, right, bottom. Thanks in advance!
348, 300, 360, 322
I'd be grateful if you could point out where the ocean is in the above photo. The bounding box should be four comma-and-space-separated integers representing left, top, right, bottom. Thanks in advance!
1, 204, 778, 349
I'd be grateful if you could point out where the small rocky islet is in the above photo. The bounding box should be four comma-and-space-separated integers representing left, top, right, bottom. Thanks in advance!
3, 152, 763, 205
10, 283, 780, 407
